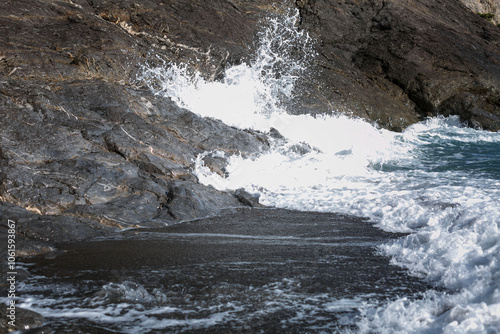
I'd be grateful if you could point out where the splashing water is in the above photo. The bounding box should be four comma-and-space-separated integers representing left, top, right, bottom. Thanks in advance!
139, 9, 315, 131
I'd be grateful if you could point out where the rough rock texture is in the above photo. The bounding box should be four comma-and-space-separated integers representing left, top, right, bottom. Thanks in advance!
0, 78, 269, 252
0, 0, 275, 252
460, 0, 500, 24
0, 306, 44, 332
296, 0, 500, 131
1, 0, 499, 251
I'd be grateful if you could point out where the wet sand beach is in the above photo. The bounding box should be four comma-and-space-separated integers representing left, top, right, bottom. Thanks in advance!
18, 208, 431, 333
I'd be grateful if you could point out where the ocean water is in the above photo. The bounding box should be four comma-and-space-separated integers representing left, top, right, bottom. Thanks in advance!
141, 9, 500, 333
8, 9, 500, 334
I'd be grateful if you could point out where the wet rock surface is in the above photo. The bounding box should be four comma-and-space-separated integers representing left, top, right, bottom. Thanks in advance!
0, 306, 44, 333
1, 0, 276, 251
1, 0, 499, 249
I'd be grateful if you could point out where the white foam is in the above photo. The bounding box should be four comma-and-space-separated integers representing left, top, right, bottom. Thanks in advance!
158, 75, 500, 334
19, 277, 376, 333
140, 9, 315, 133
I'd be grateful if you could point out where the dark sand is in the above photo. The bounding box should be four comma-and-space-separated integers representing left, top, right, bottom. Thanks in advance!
21, 208, 430, 332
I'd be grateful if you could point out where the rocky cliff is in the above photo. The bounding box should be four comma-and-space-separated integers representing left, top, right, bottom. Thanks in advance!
1, 0, 499, 253
295, 0, 500, 131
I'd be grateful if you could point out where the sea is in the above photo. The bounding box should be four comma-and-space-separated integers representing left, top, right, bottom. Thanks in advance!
8, 9, 500, 334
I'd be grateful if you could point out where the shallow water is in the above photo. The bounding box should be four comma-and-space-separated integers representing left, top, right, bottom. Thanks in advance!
16, 209, 431, 333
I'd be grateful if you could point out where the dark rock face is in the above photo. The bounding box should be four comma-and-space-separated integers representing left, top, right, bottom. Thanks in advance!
0, 0, 272, 251
296, 0, 500, 131
0, 77, 267, 251
1, 0, 499, 251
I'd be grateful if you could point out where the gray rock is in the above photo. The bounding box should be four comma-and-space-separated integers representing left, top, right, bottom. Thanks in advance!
158, 180, 242, 222
233, 188, 263, 207
297, 0, 500, 131
0, 306, 44, 333
1, 0, 499, 253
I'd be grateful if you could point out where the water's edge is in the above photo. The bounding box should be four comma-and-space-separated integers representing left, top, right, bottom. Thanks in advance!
12, 208, 432, 333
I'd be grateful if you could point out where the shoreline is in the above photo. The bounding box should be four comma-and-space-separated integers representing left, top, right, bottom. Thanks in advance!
3, 207, 432, 332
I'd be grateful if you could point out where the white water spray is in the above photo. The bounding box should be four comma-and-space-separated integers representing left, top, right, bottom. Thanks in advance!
140, 10, 315, 131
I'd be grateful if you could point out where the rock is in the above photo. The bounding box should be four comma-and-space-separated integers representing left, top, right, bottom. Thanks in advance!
268, 127, 286, 140
0, 78, 268, 251
1, 0, 499, 250
439, 92, 500, 130
157, 180, 242, 222
296, 0, 500, 130
0, 202, 113, 248
233, 188, 263, 207
460, 0, 500, 25
0, 306, 44, 333
82, 0, 281, 79
201, 154, 229, 178
0, 4, 270, 249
